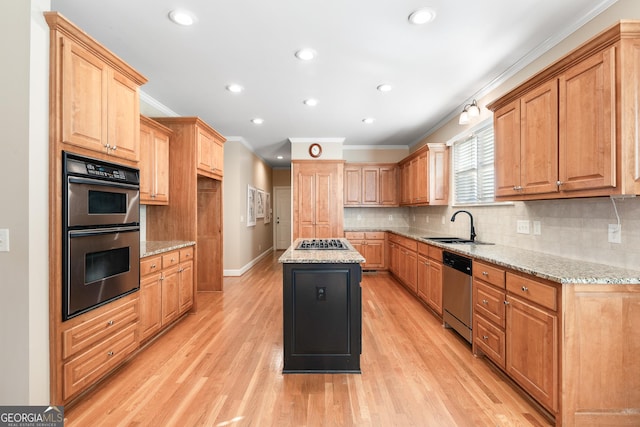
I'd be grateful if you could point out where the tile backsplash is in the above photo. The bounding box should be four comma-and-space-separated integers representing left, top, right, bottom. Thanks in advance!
344, 196, 640, 270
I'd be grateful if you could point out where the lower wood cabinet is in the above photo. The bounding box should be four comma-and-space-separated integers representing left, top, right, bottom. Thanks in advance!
140, 246, 195, 342
387, 233, 417, 294
417, 243, 443, 315
345, 231, 386, 269
61, 296, 139, 401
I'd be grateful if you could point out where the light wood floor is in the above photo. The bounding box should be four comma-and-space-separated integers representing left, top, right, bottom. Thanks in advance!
65, 251, 552, 426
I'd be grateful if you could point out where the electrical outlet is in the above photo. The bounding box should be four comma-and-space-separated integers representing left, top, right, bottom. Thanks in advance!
516, 220, 530, 234
608, 224, 622, 243
426, 216, 429, 224
388, 215, 393, 221
441, 216, 445, 225
240, 215, 244, 223
0, 229, 9, 252
357, 214, 361, 221
533, 221, 541, 235
412, 214, 416, 222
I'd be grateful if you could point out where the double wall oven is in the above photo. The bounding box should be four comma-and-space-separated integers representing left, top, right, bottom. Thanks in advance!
63, 152, 140, 320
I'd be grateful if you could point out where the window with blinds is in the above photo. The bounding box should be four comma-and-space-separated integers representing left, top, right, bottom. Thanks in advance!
452, 125, 495, 204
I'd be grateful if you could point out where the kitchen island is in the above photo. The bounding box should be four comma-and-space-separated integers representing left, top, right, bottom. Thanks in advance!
279, 238, 365, 373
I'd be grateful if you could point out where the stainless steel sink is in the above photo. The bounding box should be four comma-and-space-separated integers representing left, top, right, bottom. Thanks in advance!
423, 237, 494, 245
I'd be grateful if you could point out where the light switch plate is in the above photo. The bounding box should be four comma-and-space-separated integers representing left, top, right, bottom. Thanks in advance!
516, 220, 530, 234
533, 221, 541, 235
0, 229, 9, 252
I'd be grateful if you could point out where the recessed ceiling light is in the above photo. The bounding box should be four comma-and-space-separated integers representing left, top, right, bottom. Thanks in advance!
408, 7, 437, 25
304, 98, 318, 106
251, 118, 264, 125
226, 84, 244, 93
168, 9, 196, 26
276, 155, 284, 160
295, 48, 316, 61
362, 118, 375, 124
377, 84, 392, 92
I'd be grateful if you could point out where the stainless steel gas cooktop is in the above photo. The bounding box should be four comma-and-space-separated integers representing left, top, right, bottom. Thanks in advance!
296, 239, 348, 250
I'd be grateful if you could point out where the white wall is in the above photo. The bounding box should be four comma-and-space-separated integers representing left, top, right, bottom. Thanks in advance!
0, 0, 51, 405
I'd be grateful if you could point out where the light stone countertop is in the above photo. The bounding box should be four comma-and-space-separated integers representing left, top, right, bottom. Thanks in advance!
346, 227, 640, 285
279, 238, 366, 264
141, 240, 196, 258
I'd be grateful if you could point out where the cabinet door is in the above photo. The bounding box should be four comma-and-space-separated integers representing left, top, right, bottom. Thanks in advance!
428, 145, 449, 205
362, 167, 380, 204
506, 294, 558, 412
413, 153, 428, 204
494, 99, 522, 197
211, 140, 224, 177
153, 130, 170, 203
107, 70, 140, 162
61, 37, 108, 152
178, 260, 194, 314
344, 166, 362, 205
139, 272, 162, 340
363, 240, 385, 268
427, 260, 443, 315
379, 166, 398, 205
400, 248, 418, 293
559, 47, 615, 192
314, 171, 333, 238
197, 126, 215, 174
520, 80, 559, 195
139, 123, 154, 202
417, 255, 430, 303
400, 163, 411, 205
161, 265, 180, 325
296, 171, 316, 239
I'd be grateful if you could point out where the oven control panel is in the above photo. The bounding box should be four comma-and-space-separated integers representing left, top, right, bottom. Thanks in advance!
86, 163, 127, 180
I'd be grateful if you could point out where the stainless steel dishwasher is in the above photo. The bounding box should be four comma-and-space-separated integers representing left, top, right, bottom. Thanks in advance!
442, 251, 472, 344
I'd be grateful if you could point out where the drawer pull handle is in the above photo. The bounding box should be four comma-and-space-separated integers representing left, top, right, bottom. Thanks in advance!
107, 351, 114, 357
482, 299, 488, 305
482, 271, 488, 276
171, 258, 176, 262
504, 301, 510, 305
482, 335, 489, 340
107, 320, 114, 326
521, 286, 528, 292
151, 264, 156, 269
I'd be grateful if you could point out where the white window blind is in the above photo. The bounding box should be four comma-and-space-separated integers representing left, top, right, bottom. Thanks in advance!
453, 125, 495, 204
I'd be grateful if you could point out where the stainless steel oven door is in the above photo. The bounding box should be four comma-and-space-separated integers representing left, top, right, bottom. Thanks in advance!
65, 225, 140, 320
67, 176, 140, 227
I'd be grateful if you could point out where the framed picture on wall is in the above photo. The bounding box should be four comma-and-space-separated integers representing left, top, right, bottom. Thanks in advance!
264, 193, 271, 224
256, 189, 265, 218
247, 185, 256, 227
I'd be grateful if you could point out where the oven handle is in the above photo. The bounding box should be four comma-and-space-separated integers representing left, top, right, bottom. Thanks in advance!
69, 225, 140, 237
68, 176, 140, 190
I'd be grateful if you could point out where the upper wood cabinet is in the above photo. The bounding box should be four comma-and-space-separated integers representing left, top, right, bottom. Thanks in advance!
196, 125, 224, 179
399, 143, 449, 206
488, 21, 640, 199
45, 12, 147, 166
293, 161, 344, 240
140, 115, 171, 205
344, 163, 398, 206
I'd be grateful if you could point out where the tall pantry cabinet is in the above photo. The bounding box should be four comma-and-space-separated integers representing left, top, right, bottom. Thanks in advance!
292, 160, 344, 240
147, 117, 225, 293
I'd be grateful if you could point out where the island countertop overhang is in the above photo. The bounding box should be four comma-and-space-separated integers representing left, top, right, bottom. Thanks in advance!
279, 238, 366, 264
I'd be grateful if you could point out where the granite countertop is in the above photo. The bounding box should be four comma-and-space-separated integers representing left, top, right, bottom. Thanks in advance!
346, 227, 640, 285
279, 238, 366, 264
141, 240, 196, 258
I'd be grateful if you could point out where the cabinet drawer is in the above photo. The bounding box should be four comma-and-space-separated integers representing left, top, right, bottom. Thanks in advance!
63, 322, 139, 400
474, 260, 505, 289
180, 246, 194, 261
474, 316, 506, 369
345, 231, 365, 240
140, 255, 162, 277
62, 299, 139, 359
474, 281, 506, 328
506, 272, 557, 311
417, 242, 429, 257
364, 232, 385, 240
162, 250, 180, 268
427, 245, 442, 261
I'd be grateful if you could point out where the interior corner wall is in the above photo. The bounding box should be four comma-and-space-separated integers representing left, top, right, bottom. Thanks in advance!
0, 0, 50, 405
223, 141, 274, 274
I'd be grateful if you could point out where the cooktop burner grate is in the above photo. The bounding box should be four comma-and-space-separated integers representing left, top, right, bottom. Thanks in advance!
296, 239, 348, 250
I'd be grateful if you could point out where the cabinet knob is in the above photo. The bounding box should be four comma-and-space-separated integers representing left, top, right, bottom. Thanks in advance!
111, 145, 117, 151
513, 185, 523, 191
107, 320, 114, 326
482, 271, 488, 276
107, 351, 114, 357
556, 180, 563, 186
521, 286, 528, 292
482, 299, 488, 305
504, 301, 510, 305
482, 335, 489, 340
150, 264, 156, 269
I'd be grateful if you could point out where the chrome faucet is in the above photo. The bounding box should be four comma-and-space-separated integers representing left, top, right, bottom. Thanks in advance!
451, 210, 476, 242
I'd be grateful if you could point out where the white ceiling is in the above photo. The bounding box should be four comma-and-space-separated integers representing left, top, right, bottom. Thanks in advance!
50, 0, 615, 168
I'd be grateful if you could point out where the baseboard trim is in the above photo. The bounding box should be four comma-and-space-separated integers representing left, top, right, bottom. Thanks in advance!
224, 247, 274, 277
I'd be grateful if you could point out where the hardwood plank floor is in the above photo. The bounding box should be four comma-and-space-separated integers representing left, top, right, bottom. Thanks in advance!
64, 251, 552, 426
